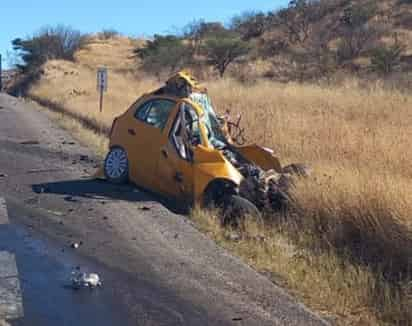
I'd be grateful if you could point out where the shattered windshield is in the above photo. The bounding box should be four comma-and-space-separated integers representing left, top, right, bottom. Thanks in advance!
189, 93, 227, 148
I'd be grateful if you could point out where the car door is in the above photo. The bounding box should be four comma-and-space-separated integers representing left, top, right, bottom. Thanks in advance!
156, 102, 199, 203
126, 98, 177, 189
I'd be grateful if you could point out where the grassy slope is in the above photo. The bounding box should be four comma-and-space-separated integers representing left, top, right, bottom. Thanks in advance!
28, 35, 412, 325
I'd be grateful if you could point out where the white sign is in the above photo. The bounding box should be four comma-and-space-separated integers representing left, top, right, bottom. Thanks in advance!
97, 68, 108, 92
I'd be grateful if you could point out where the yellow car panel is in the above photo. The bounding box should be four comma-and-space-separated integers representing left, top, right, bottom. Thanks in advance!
236, 145, 282, 173
157, 137, 194, 201
192, 145, 243, 203
110, 96, 178, 190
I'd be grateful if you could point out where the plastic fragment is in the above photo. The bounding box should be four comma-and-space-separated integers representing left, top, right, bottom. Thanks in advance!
71, 270, 102, 289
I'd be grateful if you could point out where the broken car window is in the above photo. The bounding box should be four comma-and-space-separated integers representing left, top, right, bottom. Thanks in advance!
169, 103, 200, 161
134, 99, 176, 130
189, 93, 227, 149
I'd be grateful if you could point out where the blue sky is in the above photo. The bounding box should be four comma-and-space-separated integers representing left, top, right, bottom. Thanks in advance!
1, 0, 288, 68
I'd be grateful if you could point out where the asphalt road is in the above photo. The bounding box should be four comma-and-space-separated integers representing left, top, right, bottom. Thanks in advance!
0, 93, 329, 325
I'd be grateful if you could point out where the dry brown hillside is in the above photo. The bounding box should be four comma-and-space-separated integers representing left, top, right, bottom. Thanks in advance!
248, 0, 412, 82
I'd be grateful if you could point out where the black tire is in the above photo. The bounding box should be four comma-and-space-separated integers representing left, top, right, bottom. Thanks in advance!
222, 195, 261, 228
104, 146, 129, 184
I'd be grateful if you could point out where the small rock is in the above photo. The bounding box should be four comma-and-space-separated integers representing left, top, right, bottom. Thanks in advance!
103, 216, 108, 220
140, 206, 151, 211
0, 173, 8, 178
79, 155, 89, 161
174, 234, 179, 239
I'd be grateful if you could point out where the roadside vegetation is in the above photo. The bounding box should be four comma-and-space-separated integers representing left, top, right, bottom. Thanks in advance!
8, 0, 412, 324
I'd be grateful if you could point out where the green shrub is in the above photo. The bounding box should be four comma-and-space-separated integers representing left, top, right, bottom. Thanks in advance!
134, 35, 190, 76
12, 25, 87, 73
203, 34, 250, 77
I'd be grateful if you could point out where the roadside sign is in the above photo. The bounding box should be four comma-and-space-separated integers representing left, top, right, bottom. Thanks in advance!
97, 67, 108, 113
97, 67, 108, 92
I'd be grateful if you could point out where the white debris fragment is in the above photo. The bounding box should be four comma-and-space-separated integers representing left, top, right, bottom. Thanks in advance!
71, 271, 102, 289
71, 242, 83, 249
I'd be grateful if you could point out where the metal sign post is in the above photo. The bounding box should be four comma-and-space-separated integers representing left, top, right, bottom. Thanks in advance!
97, 67, 108, 113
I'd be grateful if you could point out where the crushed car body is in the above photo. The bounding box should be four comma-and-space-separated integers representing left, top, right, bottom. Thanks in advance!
100, 70, 309, 216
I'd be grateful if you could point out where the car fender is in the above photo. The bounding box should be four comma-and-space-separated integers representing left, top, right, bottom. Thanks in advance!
193, 145, 243, 203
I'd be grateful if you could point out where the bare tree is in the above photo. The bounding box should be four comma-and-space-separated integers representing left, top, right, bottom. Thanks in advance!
231, 11, 268, 40
203, 33, 250, 77
337, 2, 379, 62
275, 0, 321, 44
371, 34, 405, 75
183, 20, 226, 56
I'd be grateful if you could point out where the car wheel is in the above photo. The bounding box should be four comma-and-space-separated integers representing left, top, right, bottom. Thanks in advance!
104, 146, 129, 184
222, 195, 261, 228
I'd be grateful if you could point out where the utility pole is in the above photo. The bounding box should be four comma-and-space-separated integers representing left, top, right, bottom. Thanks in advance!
0, 54, 2, 92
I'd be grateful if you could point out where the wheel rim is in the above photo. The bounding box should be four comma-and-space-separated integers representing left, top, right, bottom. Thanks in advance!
105, 148, 128, 179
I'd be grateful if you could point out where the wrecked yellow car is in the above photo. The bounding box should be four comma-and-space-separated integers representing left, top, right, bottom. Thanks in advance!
103, 71, 308, 218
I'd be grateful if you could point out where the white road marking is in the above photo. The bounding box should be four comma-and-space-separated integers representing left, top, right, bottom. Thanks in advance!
0, 197, 24, 320
0, 252, 23, 320
0, 198, 8, 225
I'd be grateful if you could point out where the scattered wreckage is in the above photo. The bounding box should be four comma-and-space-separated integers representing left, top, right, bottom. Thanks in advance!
99, 71, 309, 222
71, 270, 102, 289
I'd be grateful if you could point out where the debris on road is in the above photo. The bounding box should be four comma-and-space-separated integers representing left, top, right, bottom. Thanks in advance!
0, 173, 7, 178
20, 140, 40, 145
71, 241, 83, 249
140, 206, 151, 211
24, 197, 39, 205
46, 209, 64, 216
71, 270, 102, 289
64, 196, 79, 203
79, 155, 92, 162
61, 140, 76, 145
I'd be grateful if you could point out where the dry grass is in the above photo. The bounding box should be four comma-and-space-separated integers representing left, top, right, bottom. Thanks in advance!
206, 79, 412, 268
191, 208, 391, 325
26, 36, 412, 325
